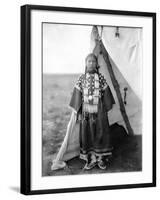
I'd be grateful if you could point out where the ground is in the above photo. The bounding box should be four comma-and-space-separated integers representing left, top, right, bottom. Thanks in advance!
42, 74, 142, 176
43, 135, 142, 176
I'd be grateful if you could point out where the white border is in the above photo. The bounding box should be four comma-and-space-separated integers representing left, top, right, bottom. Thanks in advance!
31, 9, 153, 190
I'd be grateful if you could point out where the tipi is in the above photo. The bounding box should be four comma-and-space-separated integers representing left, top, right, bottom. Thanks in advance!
51, 25, 142, 170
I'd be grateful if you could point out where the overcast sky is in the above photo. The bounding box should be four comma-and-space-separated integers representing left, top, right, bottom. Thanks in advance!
43, 23, 92, 74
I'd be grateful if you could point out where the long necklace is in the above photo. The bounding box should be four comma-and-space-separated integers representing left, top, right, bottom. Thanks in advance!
83, 73, 100, 113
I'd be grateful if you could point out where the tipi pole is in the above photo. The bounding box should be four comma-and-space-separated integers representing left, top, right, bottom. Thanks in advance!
98, 40, 134, 136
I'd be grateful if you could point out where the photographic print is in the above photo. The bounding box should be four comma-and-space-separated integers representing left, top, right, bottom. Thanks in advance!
21, 5, 156, 195
42, 23, 142, 176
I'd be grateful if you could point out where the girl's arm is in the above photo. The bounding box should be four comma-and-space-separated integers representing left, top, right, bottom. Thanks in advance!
69, 74, 83, 113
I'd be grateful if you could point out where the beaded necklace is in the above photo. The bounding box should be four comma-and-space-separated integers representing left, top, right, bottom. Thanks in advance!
83, 73, 100, 113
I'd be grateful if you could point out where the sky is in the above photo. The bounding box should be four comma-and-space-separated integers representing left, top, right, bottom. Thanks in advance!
43, 23, 93, 74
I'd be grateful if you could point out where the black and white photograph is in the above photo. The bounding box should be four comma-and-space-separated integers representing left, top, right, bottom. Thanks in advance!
1, 0, 160, 199
20, 5, 156, 195
42, 23, 142, 176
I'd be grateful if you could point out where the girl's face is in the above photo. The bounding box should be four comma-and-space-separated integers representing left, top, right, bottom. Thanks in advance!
86, 56, 97, 73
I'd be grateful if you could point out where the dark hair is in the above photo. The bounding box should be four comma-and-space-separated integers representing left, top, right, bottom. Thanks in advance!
85, 53, 98, 63
85, 53, 100, 74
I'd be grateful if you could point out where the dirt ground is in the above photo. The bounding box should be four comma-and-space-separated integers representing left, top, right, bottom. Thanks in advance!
43, 135, 142, 176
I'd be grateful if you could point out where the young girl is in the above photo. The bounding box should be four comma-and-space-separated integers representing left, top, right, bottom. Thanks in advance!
69, 53, 115, 170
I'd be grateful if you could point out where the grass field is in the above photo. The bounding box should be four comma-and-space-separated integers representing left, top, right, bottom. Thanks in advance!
42, 74, 142, 176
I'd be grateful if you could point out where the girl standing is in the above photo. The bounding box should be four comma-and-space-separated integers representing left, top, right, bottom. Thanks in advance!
69, 53, 115, 170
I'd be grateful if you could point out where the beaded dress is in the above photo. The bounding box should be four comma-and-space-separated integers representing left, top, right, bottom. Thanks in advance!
69, 72, 115, 161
